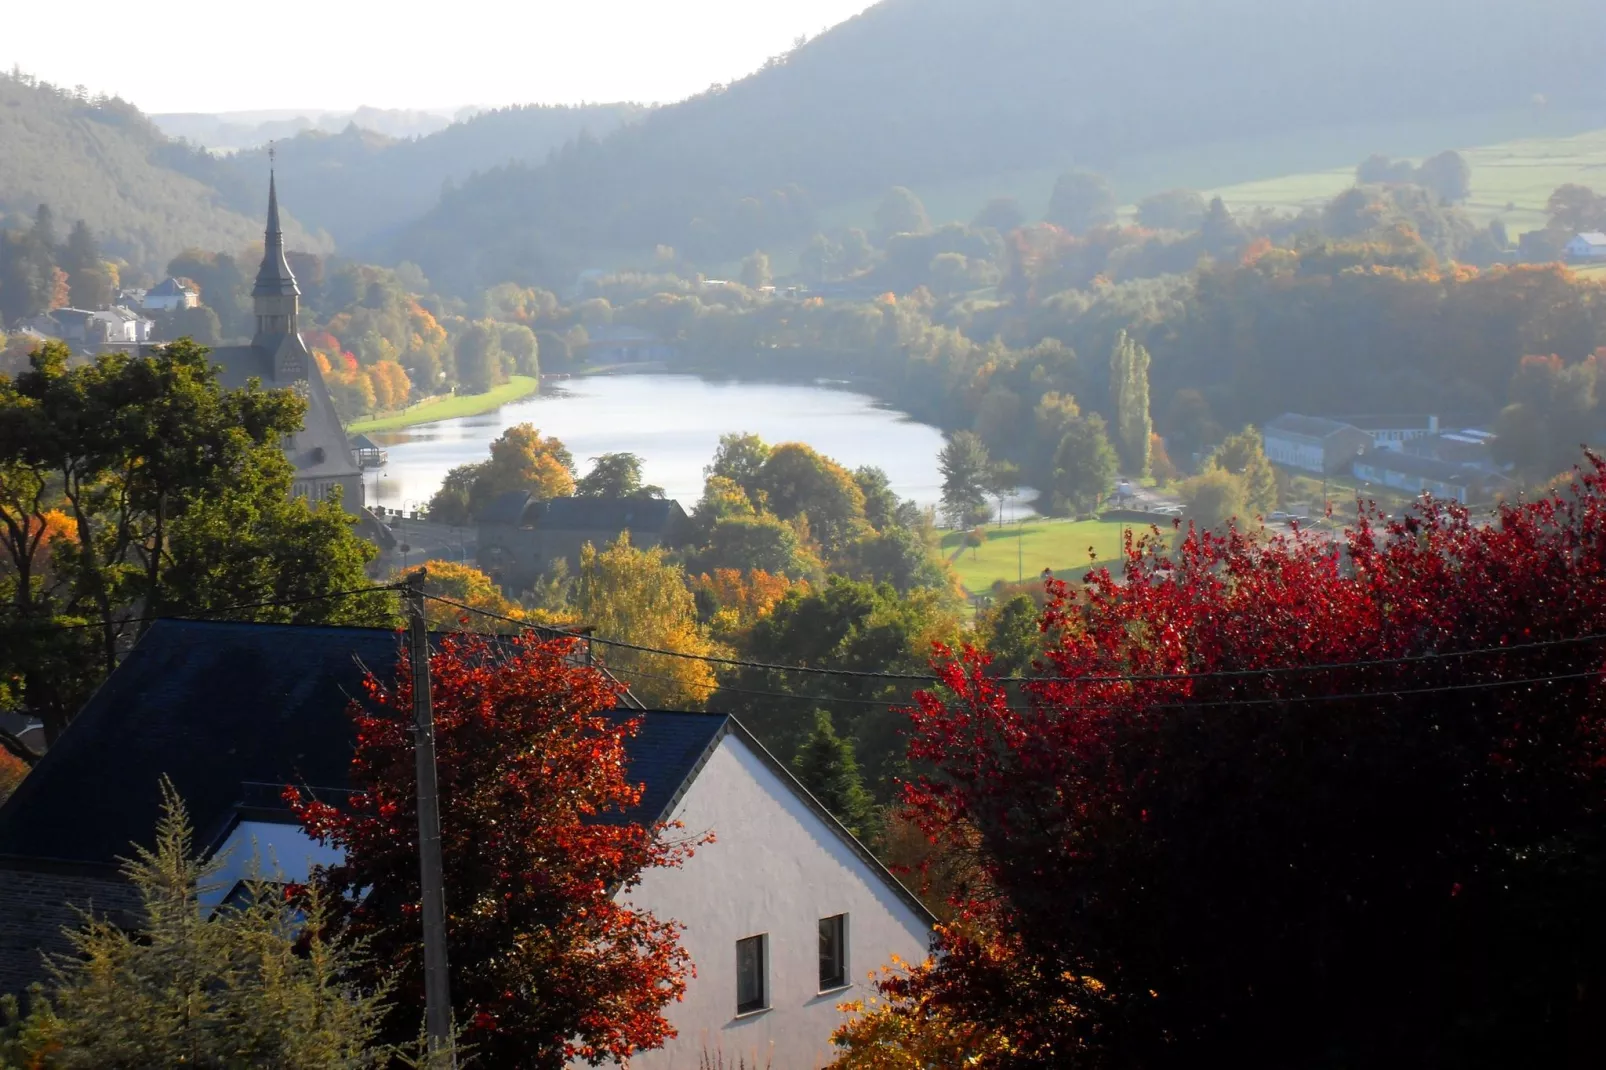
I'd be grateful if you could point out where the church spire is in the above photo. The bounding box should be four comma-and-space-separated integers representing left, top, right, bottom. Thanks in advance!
253, 149, 299, 299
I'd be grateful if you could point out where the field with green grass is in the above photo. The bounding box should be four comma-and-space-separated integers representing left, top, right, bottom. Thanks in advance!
940, 518, 1143, 593
347, 376, 539, 434
815, 109, 1605, 240
1211, 123, 1606, 237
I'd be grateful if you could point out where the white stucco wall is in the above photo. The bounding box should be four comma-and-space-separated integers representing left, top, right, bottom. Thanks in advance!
619, 734, 934, 1070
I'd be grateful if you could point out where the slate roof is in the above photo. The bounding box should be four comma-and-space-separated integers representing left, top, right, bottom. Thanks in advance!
535, 497, 686, 533
1265, 414, 1366, 441
0, 620, 724, 869
147, 277, 197, 298
480, 490, 535, 526
1573, 232, 1606, 247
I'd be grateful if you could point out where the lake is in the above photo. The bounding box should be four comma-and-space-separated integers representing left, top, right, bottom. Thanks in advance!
364, 374, 1018, 517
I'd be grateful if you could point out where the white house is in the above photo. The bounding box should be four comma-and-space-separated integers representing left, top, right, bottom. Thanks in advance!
0, 619, 936, 1070
1262, 414, 1375, 474
1565, 232, 1606, 261
141, 276, 200, 311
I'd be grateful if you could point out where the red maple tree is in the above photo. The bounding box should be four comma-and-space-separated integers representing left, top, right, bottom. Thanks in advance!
288, 632, 705, 1067
898, 461, 1606, 1067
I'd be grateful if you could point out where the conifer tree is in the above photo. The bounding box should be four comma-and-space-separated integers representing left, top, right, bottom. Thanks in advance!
0, 780, 391, 1068
792, 709, 877, 839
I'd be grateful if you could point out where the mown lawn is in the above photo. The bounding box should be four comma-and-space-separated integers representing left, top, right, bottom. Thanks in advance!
940, 518, 1146, 592
347, 376, 540, 434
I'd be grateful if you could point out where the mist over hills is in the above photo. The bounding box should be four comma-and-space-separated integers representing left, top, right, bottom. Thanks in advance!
392, 0, 1606, 291
151, 106, 477, 151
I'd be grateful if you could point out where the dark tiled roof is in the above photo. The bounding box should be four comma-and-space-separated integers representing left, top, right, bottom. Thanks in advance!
0, 620, 725, 868
147, 277, 196, 297
1265, 414, 1364, 440
1354, 450, 1495, 484
480, 490, 535, 526
536, 497, 686, 533
207, 344, 278, 392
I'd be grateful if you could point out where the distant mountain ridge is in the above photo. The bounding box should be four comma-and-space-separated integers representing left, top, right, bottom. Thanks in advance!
0, 70, 641, 277
151, 106, 477, 151
390, 0, 1606, 292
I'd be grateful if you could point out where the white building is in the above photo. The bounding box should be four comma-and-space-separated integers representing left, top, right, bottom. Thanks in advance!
141, 276, 200, 311
1262, 414, 1375, 475
1565, 232, 1606, 260
0, 620, 935, 1068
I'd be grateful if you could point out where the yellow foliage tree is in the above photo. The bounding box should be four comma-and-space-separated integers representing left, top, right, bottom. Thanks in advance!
827, 952, 1015, 1069
575, 534, 718, 708
390, 559, 526, 634
481, 424, 576, 502
367, 361, 413, 411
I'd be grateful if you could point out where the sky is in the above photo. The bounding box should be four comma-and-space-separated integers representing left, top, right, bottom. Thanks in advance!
0, 0, 877, 114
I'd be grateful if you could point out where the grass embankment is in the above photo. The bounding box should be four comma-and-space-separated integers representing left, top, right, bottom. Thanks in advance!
347, 376, 539, 434
940, 518, 1138, 593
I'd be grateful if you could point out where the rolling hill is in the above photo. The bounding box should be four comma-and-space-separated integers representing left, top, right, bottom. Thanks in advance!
391, 0, 1606, 292
0, 72, 329, 277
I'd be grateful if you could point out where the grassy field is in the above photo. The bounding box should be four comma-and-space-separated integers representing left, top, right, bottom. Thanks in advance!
940, 518, 1140, 593
816, 109, 1606, 239
1211, 124, 1606, 237
347, 376, 539, 434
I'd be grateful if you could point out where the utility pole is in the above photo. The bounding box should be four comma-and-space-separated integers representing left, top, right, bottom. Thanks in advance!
405, 570, 455, 1065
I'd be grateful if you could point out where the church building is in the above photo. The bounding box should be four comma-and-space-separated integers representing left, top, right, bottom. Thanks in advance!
209, 175, 364, 512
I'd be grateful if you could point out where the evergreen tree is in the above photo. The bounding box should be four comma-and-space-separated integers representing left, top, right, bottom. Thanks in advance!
0, 780, 391, 1068
792, 709, 876, 839
1109, 331, 1153, 476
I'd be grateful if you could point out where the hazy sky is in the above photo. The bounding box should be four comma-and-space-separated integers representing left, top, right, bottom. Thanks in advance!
0, 0, 876, 114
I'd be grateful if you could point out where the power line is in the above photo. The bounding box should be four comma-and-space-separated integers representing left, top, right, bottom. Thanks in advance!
422, 593, 1606, 688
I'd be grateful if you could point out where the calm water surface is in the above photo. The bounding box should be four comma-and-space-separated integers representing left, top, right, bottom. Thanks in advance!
365, 375, 975, 514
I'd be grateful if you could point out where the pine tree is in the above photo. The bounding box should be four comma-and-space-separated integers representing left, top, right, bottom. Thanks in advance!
792, 710, 876, 839
1, 780, 391, 1068
938, 432, 991, 529
1110, 331, 1153, 477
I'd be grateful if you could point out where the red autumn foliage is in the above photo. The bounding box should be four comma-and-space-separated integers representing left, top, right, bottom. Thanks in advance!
288, 632, 705, 1066
899, 460, 1606, 1067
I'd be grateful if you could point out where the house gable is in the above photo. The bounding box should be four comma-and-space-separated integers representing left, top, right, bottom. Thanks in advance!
620, 730, 933, 1070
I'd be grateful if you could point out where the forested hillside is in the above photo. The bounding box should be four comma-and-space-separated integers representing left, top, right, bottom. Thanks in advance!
199, 103, 643, 249
393, 0, 1606, 292
0, 73, 328, 277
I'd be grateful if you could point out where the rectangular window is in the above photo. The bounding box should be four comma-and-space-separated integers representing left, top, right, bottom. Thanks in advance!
736, 934, 768, 1014
819, 913, 848, 991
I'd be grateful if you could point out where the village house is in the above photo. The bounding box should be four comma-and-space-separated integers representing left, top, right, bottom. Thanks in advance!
1338, 414, 1442, 452
140, 276, 200, 311
1352, 450, 1513, 505
21, 306, 154, 347
0, 619, 934, 1069
479, 493, 690, 592
1261, 414, 1374, 474
1565, 232, 1606, 261
1403, 427, 1501, 469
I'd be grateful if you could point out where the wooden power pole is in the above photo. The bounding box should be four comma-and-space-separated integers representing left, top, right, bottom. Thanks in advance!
405, 570, 455, 1064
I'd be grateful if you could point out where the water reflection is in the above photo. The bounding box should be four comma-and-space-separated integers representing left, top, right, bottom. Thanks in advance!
365, 375, 1035, 517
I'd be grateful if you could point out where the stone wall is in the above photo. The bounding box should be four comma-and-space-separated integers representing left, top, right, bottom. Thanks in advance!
0, 865, 136, 994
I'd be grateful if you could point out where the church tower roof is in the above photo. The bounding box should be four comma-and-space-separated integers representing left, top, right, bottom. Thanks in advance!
252, 169, 300, 299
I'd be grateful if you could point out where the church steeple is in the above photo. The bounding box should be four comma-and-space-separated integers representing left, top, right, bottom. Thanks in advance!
253, 169, 300, 300
251, 152, 305, 378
